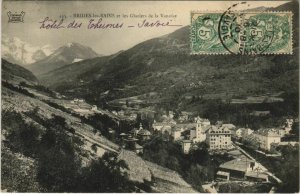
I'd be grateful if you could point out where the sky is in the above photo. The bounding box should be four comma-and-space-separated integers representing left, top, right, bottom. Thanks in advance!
2, 1, 288, 55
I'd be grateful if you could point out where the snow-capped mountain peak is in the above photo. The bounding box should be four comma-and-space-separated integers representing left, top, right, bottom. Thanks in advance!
28, 42, 99, 75
41, 44, 55, 56
2, 34, 55, 66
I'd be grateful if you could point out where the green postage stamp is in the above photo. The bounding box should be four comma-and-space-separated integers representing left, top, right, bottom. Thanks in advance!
190, 11, 293, 55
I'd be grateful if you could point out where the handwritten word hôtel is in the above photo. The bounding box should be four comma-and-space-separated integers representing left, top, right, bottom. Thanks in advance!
39, 17, 182, 29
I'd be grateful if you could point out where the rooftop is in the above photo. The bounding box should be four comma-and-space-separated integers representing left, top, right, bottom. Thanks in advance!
153, 120, 176, 126
209, 125, 231, 134
222, 124, 236, 129
181, 140, 192, 143
194, 116, 210, 123
255, 128, 281, 137
129, 128, 139, 134
219, 156, 255, 172
138, 129, 151, 136
245, 171, 268, 180
135, 143, 143, 149
227, 150, 243, 157
175, 123, 196, 129
217, 171, 230, 176
124, 137, 139, 142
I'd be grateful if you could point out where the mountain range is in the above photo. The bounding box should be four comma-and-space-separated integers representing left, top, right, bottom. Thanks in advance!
27, 42, 100, 75
1, 1, 299, 192
2, 34, 54, 66
2, 36, 101, 75
2, 59, 38, 85
38, 1, 299, 110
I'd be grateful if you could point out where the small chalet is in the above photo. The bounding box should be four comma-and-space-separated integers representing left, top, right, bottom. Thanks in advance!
137, 123, 151, 140
181, 140, 192, 154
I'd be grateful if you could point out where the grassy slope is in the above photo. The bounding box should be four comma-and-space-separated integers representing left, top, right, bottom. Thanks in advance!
2, 59, 38, 84
2, 60, 196, 192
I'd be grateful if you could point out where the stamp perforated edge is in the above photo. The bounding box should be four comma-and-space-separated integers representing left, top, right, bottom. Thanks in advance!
189, 11, 294, 55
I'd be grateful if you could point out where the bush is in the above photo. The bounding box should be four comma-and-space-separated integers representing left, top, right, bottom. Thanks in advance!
1, 147, 40, 192
19, 82, 57, 98
185, 164, 213, 192
42, 100, 71, 113
143, 135, 183, 172
3, 111, 41, 157
37, 126, 82, 192
76, 152, 136, 192
2, 81, 35, 98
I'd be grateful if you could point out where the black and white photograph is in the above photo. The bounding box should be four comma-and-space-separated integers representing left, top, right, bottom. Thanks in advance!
1, 0, 299, 193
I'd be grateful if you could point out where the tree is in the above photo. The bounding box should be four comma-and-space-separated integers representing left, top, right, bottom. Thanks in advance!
185, 164, 210, 192
276, 145, 299, 193
189, 143, 210, 165
4, 111, 41, 157
77, 153, 134, 192
91, 144, 98, 153
290, 122, 299, 137
37, 128, 81, 192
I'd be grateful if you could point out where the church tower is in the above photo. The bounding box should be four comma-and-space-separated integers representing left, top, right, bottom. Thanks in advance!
196, 117, 202, 140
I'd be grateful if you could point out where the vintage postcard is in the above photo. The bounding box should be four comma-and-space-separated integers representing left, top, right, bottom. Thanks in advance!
1, 0, 299, 193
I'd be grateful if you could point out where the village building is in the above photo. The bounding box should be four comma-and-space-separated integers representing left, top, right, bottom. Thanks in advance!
234, 128, 254, 139
270, 141, 299, 152
276, 128, 287, 137
152, 119, 176, 133
194, 116, 211, 126
123, 136, 143, 153
178, 111, 192, 122
91, 105, 97, 111
108, 128, 115, 134
134, 143, 143, 154
169, 111, 174, 119
176, 122, 197, 132
129, 113, 138, 120
181, 140, 192, 154
235, 128, 243, 138
129, 128, 139, 137
136, 123, 151, 140
217, 156, 268, 182
171, 128, 182, 141
118, 110, 125, 116
282, 118, 294, 134
73, 108, 90, 114
206, 125, 232, 150
190, 117, 211, 143
253, 128, 281, 151
250, 110, 271, 117
222, 124, 236, 130
241, 128, 254, 138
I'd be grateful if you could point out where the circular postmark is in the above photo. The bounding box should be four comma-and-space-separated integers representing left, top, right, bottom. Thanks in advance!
218, 6, 275, 55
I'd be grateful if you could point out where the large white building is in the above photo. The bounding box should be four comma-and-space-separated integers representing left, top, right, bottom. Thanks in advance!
253, 128, 281, 151
206, 125, 232, 150
152, 119, 176, 133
